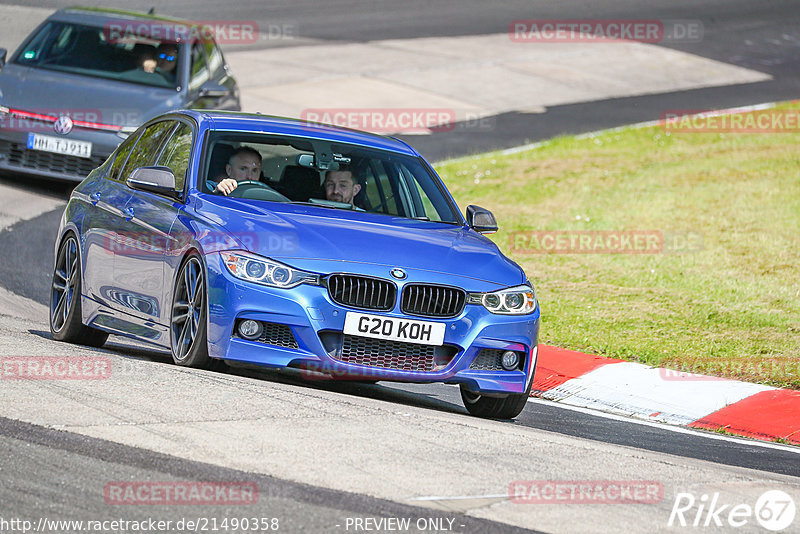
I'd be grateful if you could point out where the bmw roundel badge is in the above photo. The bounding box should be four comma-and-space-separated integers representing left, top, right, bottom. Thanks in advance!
390, 268, 407, 280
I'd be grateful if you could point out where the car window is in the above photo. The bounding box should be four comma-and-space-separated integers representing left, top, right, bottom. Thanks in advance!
202, 132, 460, 223
189, 42, 210, 89
15, 22, 54, 62
361, 160, 398, 215
49, 24, 75, 56
107, 130, 143, 183
13, 21, 181, 89
204, 40, 224, 77
330, 146, 457, 221
203, 136, 315, 194
398, 164, 444, 222
157, 123, 194, 191
120, 121, 176, 182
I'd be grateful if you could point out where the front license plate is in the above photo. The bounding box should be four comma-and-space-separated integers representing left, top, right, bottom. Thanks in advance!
27, 133, 92, 159
343, 312, 446, 346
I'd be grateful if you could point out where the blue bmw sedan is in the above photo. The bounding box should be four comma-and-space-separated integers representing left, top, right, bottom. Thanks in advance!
50, 110, 540, 419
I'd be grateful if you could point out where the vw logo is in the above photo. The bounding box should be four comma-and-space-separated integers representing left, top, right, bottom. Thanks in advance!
53, 116, 73, 135
390, 268, 407, 280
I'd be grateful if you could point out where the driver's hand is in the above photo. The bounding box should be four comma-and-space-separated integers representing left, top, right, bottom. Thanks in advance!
214, 178, 238, 196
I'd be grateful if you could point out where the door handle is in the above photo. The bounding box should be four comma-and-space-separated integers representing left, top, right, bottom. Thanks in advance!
90, 191, 101, 205
124, 207, 134, 221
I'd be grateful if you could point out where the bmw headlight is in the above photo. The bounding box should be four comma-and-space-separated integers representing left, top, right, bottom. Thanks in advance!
468, 283, 537, 315
221, 252, 318, 288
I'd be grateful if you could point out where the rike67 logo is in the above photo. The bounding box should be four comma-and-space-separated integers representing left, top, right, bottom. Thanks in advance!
669, 490, 796, 531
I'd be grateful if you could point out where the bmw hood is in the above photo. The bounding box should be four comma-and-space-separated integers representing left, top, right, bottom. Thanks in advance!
196, 199, 525, 288
0, 64, 182, 127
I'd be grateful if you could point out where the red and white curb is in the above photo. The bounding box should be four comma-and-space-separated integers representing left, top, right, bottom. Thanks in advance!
531, 346, 800, 445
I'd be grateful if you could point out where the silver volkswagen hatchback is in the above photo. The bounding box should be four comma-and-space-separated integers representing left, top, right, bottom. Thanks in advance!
0, 7, 240, 182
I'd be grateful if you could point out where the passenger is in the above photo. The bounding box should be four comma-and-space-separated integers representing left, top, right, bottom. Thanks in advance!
323, 168, 361, 207
208, 147, 263, 195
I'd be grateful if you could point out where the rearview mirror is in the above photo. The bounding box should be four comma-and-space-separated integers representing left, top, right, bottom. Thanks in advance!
127, 166, 180, 199
466, 205, 498, 234
0, 48, 7, 69
296, 153, 347, 171
296, 154, 315, 168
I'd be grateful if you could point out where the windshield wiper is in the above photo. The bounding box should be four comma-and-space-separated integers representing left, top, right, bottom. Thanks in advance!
291, 202, 354, 211
410, 217, 463, 225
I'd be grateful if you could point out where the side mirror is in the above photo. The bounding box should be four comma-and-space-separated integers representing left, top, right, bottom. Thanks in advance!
0, 48, 7, 69
466, 205, 498, 234
127, 166, 180, 199
198, 81, 228, 99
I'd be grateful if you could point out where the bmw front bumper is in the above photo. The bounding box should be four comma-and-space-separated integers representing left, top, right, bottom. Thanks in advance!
205, 253, 540, 395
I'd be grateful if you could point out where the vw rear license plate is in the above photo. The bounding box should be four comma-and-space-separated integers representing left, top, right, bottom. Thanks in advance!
27, 133, 92, 158
343, 312, 446, 346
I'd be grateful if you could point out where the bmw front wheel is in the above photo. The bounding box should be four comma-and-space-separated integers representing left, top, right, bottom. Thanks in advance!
460, 383, 531, 420
170, 253, 212, 368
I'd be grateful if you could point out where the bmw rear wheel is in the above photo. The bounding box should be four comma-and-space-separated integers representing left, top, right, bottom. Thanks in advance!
50, 233, 108, 347
170, 253, 212, 368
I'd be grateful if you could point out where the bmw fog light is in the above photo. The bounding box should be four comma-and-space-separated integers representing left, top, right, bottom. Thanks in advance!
238, 319, 263, 340
501, 350, 520, 371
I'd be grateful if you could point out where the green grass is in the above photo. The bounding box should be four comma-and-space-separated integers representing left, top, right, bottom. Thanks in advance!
435, 102, 800, 389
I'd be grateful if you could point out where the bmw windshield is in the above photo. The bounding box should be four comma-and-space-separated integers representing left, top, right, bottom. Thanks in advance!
202, 133, 462, 224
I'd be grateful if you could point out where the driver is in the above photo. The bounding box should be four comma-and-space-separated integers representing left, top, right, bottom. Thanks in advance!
142, 43, 179, 83
208, 147, 262, 195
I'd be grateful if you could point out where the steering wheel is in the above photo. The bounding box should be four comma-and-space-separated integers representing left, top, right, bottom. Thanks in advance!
227, 180, 290, 202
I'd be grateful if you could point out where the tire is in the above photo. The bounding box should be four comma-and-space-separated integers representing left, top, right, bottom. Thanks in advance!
50, 233, 109, 347
170, 253, 213, 368
460, 380, 532, 420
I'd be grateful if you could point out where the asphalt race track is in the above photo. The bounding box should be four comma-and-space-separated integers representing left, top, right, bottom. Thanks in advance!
1, 1, 799, 532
